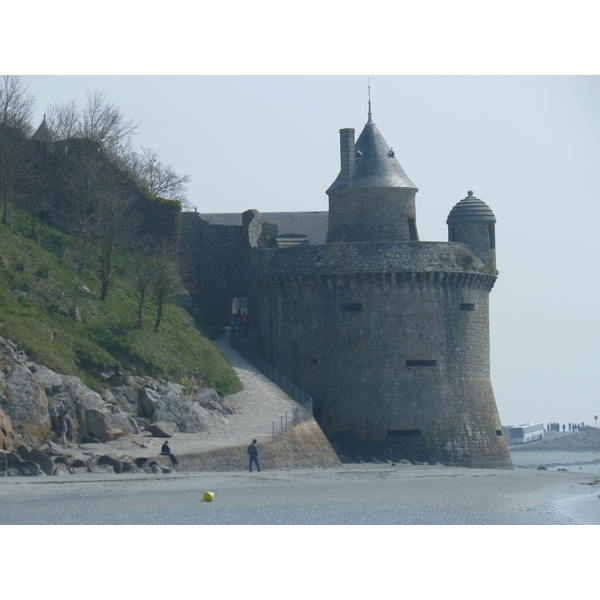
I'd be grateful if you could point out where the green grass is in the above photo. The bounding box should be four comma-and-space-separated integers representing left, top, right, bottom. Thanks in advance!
0, 207, 241, 396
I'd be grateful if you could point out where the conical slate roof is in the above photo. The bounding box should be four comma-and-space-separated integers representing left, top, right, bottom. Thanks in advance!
327, 116, 417, 192
31, 116, 53, 142
447, 191, 496, 223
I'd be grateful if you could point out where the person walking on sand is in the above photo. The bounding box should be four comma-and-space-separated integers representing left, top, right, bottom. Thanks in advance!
247, 439, 261, 472
57, 414, 68, 447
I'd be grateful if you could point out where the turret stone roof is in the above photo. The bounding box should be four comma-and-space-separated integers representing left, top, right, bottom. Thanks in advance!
31, 116, 53, 142
447, 191, 496, 223
328, 116, 417, 192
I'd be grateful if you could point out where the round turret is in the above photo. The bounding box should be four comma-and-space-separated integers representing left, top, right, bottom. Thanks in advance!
326, 114, 419, 243
447, 191, 496, 269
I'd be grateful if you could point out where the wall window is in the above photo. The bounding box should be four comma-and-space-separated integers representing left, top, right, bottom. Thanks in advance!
460, 303, 475, 311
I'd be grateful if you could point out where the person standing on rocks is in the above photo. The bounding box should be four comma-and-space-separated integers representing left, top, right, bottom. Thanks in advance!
247, 439, 261, 472
57, 414, 68, 447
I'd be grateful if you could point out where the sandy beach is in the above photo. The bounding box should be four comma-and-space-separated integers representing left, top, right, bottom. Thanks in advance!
1, 448, 599, 525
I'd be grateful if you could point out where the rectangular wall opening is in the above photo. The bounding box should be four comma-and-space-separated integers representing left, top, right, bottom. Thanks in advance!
460, 303, 475, 311
488, 224, 496, 249
342, 303, 362, 312
388, 429, 422, 437
406, 360, 437, 367
408, 218, 418, 241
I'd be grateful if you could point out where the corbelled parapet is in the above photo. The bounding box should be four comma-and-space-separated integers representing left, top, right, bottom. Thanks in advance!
252, 240, 496, 282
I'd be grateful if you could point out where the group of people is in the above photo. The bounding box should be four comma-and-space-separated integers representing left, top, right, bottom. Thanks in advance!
160, 439, 261, 472
547, 422, 586, 433
54, 413, 261, 474
229, 309, 250, 339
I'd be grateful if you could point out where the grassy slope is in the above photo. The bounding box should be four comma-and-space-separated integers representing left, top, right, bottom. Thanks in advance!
0, 208, 241, 396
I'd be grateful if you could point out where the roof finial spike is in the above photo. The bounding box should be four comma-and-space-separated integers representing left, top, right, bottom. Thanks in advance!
367, 79, 373, 124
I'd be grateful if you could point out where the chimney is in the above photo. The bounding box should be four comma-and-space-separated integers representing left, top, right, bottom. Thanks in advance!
339, 128, 355, 182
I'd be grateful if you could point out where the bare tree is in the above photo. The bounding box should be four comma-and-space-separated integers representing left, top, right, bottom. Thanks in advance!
126, 146, 190, 207
45, 100, 80, 140
0, 75, 35, 132
132, 248, 161, 330
93, 182, 142, 301
0, 76, 35, 225
57, 146, 105, 318
81, 89, 139, 158
152, 251, 181, 331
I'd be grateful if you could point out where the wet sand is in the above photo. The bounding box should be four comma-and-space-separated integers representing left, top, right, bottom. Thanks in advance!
1, 452, 599, 525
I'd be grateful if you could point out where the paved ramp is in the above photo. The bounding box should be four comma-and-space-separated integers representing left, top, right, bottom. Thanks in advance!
209, 333, 302, 446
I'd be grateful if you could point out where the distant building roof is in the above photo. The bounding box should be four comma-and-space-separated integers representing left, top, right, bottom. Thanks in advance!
31, 116, 53, 142
200, 211, 329, 245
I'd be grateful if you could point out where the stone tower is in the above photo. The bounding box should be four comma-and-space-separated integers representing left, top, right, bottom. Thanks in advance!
326, 104, 419, 244
251, 108, 513, 469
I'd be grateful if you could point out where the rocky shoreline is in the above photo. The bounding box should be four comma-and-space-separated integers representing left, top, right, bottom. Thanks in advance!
1, 336, 234, 476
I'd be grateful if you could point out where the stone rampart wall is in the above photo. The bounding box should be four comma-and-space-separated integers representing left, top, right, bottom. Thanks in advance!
252, 244, 511, 468
180, 212, 250, 324
253, 240, 495, 279
177, 419, 342, 471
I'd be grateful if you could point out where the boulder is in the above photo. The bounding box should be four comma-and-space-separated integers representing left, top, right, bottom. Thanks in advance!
5, 452, 23, 476
194, 388, 233, 416
152, 383, 228, 433
30, 449, 55, 475
20, 460, 41, 476
146, 421, 175, 438
85, 409, 124, 443
1, 339, 51, 446
97, 455, 118, 467
33, 364, 133, 444
140, 387, 161, 420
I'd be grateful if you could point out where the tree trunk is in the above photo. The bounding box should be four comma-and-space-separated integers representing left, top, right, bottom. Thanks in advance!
136, 289, 147, 330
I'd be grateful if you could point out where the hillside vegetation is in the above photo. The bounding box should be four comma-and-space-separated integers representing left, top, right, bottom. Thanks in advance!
0, 207, 241, 396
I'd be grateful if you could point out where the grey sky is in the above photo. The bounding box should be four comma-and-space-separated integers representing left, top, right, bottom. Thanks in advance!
19, 75, 599, 429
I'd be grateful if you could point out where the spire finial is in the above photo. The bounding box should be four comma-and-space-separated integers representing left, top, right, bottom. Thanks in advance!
367, 80, 373, 123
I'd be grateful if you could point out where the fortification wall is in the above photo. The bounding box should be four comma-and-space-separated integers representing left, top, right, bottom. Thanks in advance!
252, 241, 511, 468
252, 240, 495, 278
180, 212, 250, 324
177, 419, 342, 471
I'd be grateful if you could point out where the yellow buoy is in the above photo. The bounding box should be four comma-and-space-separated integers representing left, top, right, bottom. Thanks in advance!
202, 491, 215, 502
580, 466, 583, 470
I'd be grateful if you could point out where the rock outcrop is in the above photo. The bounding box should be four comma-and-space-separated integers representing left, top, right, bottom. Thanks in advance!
0, 336, 232, 475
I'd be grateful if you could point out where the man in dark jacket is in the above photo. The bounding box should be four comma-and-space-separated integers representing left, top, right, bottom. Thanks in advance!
247, 439, 261, 472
